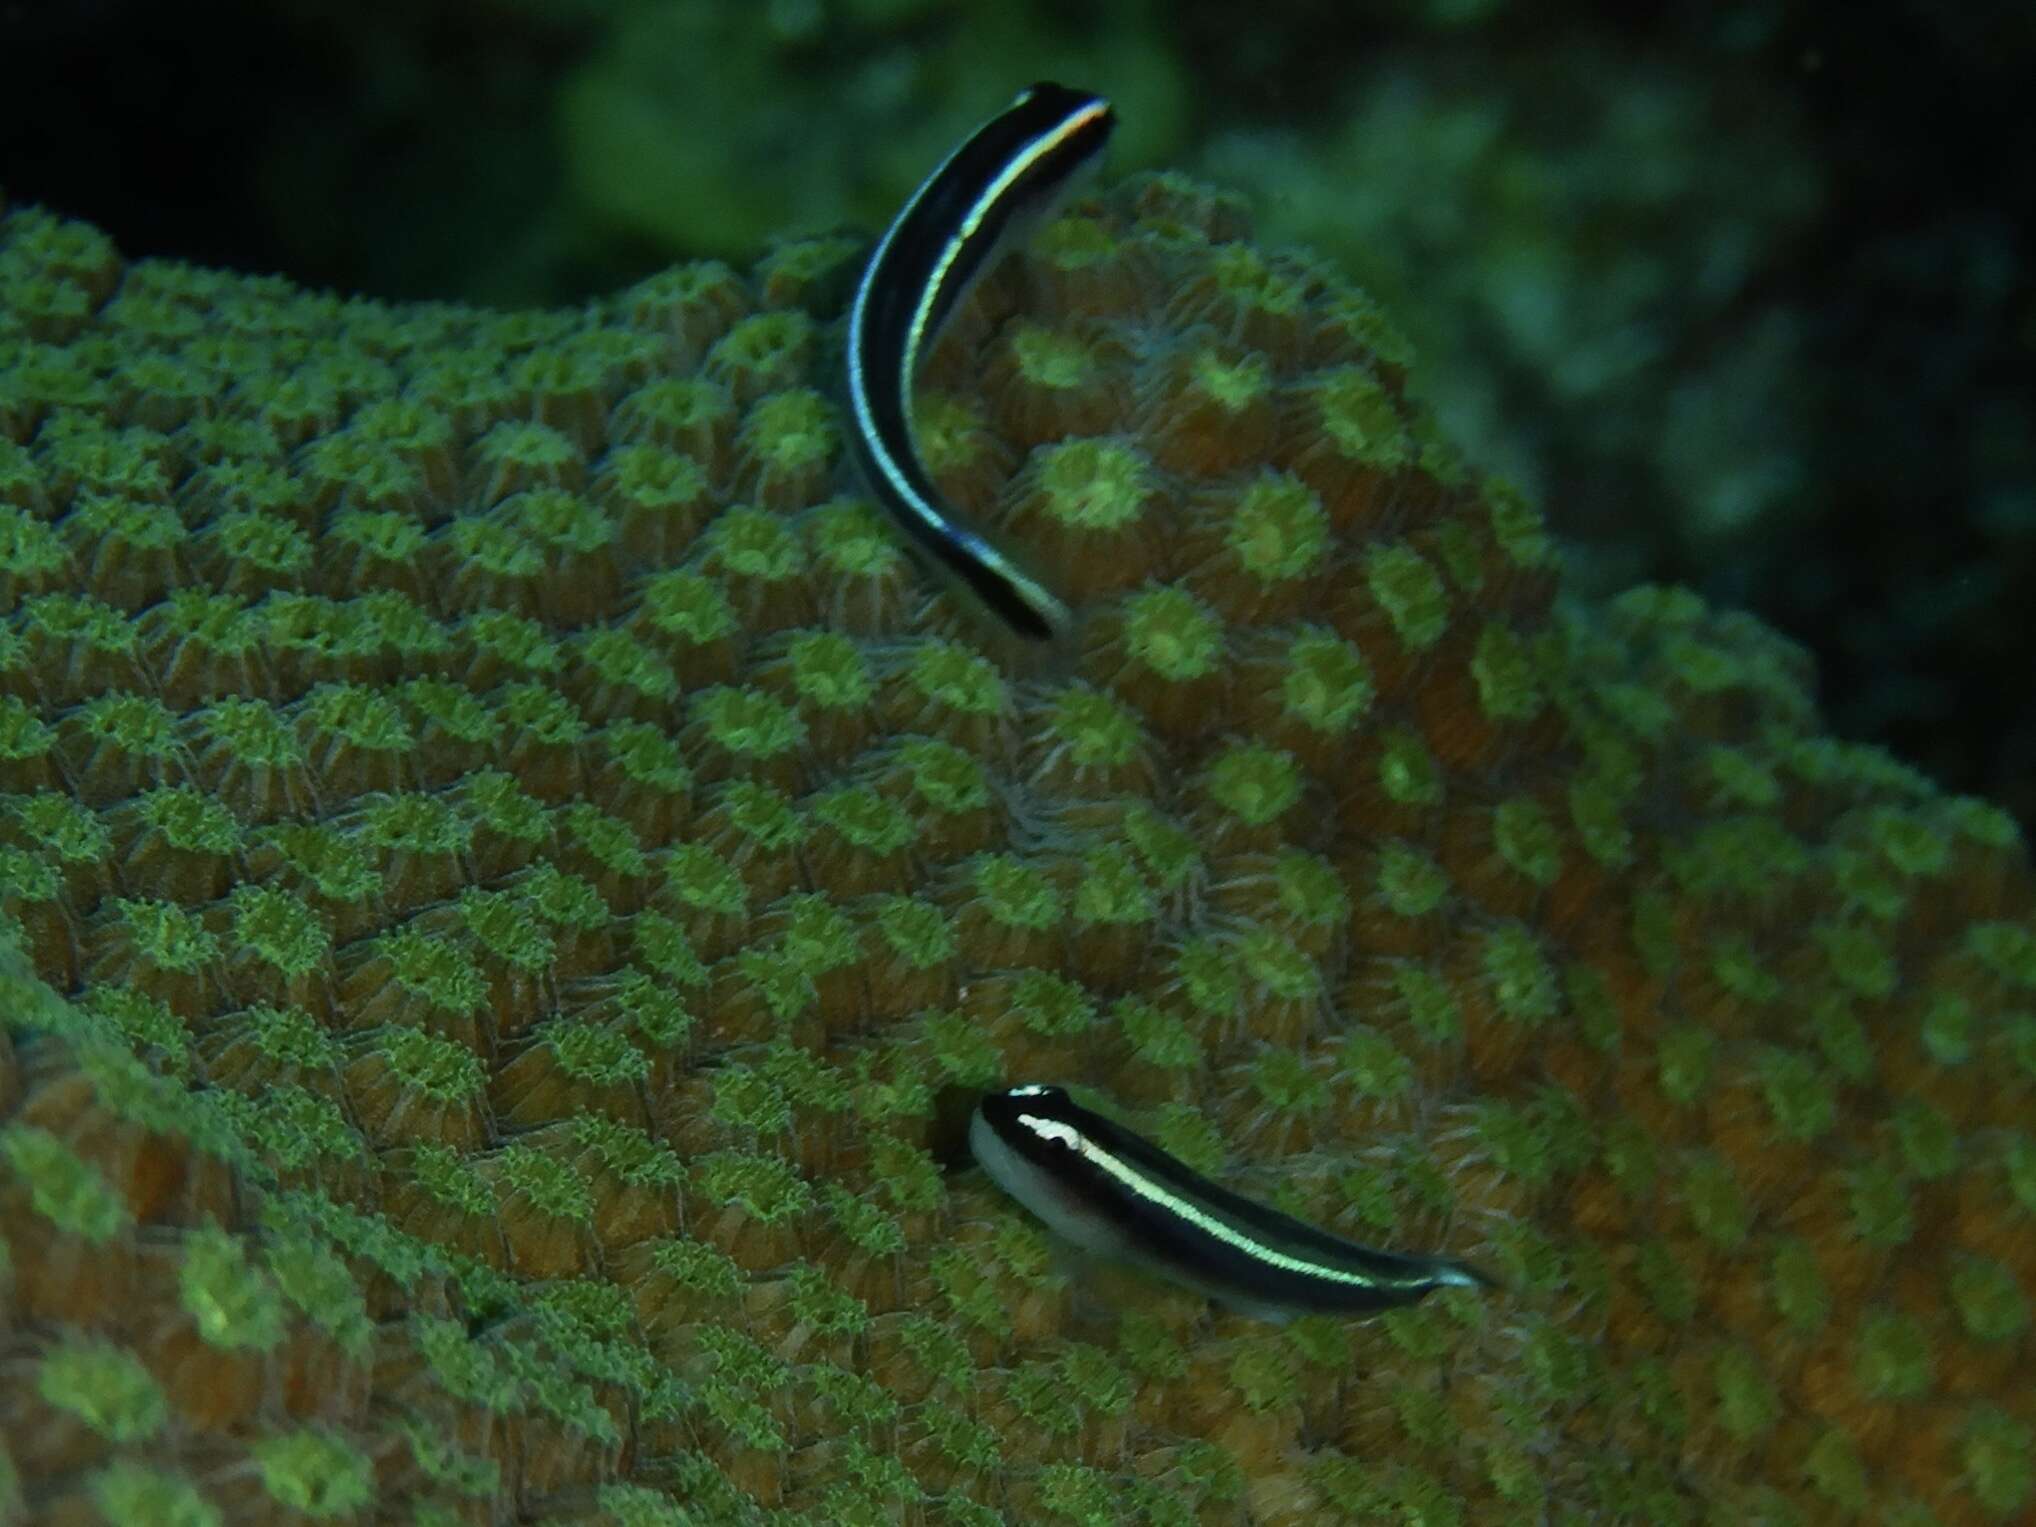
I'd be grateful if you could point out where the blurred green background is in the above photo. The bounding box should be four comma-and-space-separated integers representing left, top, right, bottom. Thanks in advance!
3, 0, 2032, 827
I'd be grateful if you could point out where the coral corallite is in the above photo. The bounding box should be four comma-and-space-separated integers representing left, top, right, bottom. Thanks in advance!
1, 174, 2034, 1525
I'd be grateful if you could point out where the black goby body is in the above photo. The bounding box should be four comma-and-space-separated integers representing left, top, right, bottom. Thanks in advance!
970, 1084, 1495, 1323
845, 82, 1115, 641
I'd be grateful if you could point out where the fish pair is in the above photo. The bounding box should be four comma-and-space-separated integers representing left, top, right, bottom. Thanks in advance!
851, 89, 1491, 1318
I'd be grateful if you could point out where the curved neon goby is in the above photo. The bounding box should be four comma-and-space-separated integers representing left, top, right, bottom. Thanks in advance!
970, 1084, 1497, 1322
845, 82, 1115, 641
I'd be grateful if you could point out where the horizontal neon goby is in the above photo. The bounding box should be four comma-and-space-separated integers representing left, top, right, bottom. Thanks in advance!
845, 81, 1114, 641
970, 1084, 1496, 1323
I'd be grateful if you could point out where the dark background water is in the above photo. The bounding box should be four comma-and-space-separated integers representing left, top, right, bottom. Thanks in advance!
3, 0, 2031, 830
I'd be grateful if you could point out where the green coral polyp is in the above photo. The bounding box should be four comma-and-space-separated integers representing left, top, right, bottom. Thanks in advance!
74, 496, 183, 558
1, 1122, 131, 1240
1919, 992, 1974, 1065
1700, 744, 1781, 808
545, 1019, 651, 1087
1116, 995, 1203, 1071
179, 1225, 286, 1351
787, 629, 873, 709
404, 679, 500, 745
884, 746, 975, 826
775, 894, 858, 975
909, 640, 1007, 716
521, 864, 607, 931
473, 419, 578, 481
384, 1024, 487, 1101
113, 896, 220, 972
1968, 919, 2036, 989
0, 505, 70, 577
213, 509, 313, 575
1250, 1047, 1328, 1114
873, 894, 955, 967
1122, 803, 1201, 893
1034, 437, 1154, 530
1753, 1047, 1835, 1141
1711, 1346, 1781, 1440
579, 627, 678, 702
1470, 622, 1544, 723
1961, 1407, 2034, 1515
972, 854, 1062, 930
564, 801, 648, 877
1377, 726, 1443, 807
1483, 479, 1553, 568
38, 1339, 167, 1442
695, 684, 805, 759
1948, 1255, 2028, 1343
1274, 849, 1349, 928
497, 1142, 596, 1224
1278, 628, 1372, 734
77, 692, 180, 762
1679, 1154, 1751, 1247
87, 1462, 221, 1527
230, 884, 329, 976
1045, 686, 1144, 771
710, 1065, 792, 1136
25, 592, 139, 653
1340, 1028, 1413, 1099
1846, 1159, 1916, 1247
1480, 924, 1559, 1023
1854, 1308, 1931, 1400
204, 699, 300, 770
739, 387, 837, 468
13, 790, 110, 862
823, 1184, 907, 1256
1237, 925, 1322, 1003
1204, 742, 1302, 826
1708, 933, 1782, 1005
1072, 844, 1155, 929
710, 309, 813, 389
459, 887, 555, 971
1226, 471, 1328, 581
649, 1236, 743, 1298
1813, 921, 1898, 999
1366, 543, 1448, 649
376, 929, 487, 1015
1007, 320, 1102, 390
575, 1114, 684, 1190
252, 1428, 376, 1517
1312, 366, 1412, 468
1121, 586, 1223, 679
1492, 798, 1562, 886
241, 1004, 340, 1071
1567, 777, 1634, 867
249, 1087, 363, 1169
1890, 1095, 1957, 1179
498, 681, 589, 746
1769, 1237, 1831, 1336
811, 785, 915, 853
695, 1148, 812, 1222
1392, 963, 1462, 1045
1011, 969, 1097, 1036
706, 504, 807, 582
0, 697, 54, 762
786, 1263, 869, 1336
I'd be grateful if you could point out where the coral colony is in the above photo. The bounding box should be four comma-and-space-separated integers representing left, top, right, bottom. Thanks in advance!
0, 152, 2032, 1526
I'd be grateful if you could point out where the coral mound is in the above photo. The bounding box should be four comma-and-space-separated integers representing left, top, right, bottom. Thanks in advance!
0, 175, 2032, 1523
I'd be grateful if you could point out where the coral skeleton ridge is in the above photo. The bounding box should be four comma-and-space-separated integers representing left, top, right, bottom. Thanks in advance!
0, 178, 2032, 1522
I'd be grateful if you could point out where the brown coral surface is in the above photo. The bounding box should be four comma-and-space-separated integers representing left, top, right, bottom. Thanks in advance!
0, 178, 2031, 1524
